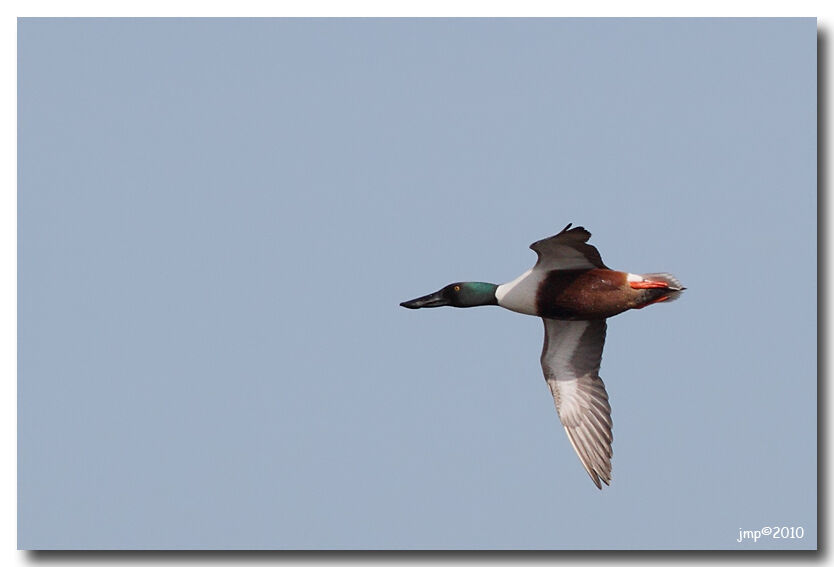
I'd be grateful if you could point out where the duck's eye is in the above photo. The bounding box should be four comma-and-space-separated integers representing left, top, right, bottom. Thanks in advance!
453, 285, 460, 292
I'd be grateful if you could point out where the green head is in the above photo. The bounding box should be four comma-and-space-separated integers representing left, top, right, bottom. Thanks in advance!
400, 282, 498, 309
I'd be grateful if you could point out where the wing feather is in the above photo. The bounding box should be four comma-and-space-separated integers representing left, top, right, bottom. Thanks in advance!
529, 224, 609, 271
541, 318, 613, 489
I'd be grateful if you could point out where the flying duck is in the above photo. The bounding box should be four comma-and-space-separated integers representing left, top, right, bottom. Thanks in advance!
400, 224, 685, 489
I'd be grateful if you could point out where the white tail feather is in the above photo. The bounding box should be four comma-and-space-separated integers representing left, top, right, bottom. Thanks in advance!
641, 273, 684, 290
640, 272, 685, 303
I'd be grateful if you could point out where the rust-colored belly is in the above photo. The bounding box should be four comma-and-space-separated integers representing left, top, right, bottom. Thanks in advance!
536, 269, 636, 320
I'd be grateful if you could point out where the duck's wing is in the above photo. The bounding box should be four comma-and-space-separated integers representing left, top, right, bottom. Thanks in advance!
529, 223, 609, 271
541, 318, 612, 489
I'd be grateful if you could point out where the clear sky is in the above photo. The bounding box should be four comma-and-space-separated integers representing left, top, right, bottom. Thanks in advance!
18, 18, 816, 550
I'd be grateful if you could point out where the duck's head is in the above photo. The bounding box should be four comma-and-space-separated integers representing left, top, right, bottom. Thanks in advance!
400, 282, 498, 309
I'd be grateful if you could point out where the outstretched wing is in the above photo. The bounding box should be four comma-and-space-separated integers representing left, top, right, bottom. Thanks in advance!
529, 223, 609, 271
541, 318, 613, 489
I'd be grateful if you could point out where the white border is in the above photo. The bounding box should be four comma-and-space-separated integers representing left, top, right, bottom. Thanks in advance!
4, 2, 829, 566
3, 2, 830, 17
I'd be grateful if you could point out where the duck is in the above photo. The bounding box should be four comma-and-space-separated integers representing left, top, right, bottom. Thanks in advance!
400, 223, 685, 489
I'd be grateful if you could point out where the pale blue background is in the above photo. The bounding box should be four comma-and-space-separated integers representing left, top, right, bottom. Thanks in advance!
18, 18, 817, 549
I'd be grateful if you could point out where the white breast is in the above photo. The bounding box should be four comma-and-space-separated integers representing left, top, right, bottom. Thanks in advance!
495, 269, 543, 316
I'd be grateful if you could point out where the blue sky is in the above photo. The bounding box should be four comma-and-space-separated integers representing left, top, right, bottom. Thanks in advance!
18, 18, 816, 549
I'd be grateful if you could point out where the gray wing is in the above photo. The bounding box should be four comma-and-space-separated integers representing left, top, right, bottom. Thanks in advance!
529, 224, 609, 271
541, 318, 612, 489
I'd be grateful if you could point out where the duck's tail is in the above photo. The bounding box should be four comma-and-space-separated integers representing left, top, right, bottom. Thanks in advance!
633, 272, 686, 306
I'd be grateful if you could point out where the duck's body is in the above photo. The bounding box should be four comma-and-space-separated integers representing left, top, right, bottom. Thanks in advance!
497, 267, 676, 320
400, 224, 685, 489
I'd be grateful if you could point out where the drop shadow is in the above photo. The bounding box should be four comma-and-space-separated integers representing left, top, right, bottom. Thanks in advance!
817, 22, 828, 558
